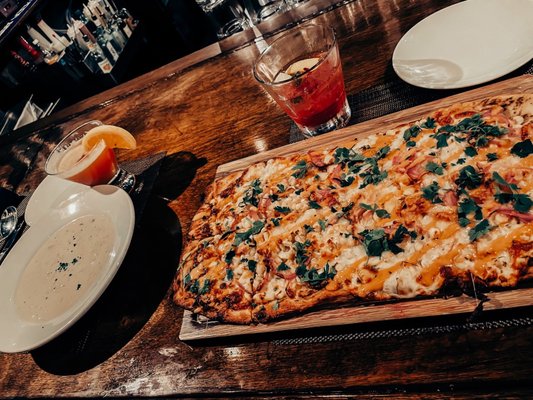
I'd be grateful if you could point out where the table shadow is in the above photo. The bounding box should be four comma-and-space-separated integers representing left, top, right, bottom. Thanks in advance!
31, 195, 182, 375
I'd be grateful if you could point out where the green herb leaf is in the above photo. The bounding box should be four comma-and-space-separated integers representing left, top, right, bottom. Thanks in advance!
469, 219, 491, 242
292, 160, 308, 179
487, 153, 498, 161
298, 263, 337, 288
464, 146, 478, 157
510, 139, 532, 158
403, 125, 421, 141
308, 200, 322, 209
247, 260, 257, 272
274, 206, 291, 214
271, 217, 281, 226
425, 161, 444, 175
421, 117, 436, 129
226, 268, 234, 281
242, 179, 262, 207
277, 262, 290, 271
455, 166, 483, 190
234, 220, 265, 246
318, 219, 327, 231
422, 181, 442, 203
224, 249, 235, 264
359, 229, 387, 257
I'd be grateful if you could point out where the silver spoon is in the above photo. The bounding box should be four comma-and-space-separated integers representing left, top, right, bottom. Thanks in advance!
0, 206, 18, 242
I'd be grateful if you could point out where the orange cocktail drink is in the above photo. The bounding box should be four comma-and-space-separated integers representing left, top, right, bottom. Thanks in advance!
45, 120, 137, 190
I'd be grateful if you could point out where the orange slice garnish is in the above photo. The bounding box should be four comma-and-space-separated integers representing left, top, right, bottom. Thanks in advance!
82, 124, 137, 151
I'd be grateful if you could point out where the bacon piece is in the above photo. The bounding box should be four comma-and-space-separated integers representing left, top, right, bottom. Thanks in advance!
308, 150, 331, 168
257, 195, 272, 214
493, 207, 533, 222
276, 271, 297, 280
310, 189, 338, 207
442, 190, 458, 207
328, 164, 343, 183
521, 123, 533, 140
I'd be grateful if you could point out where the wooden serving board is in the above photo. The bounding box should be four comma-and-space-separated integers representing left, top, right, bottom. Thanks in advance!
179, 75, 533, 341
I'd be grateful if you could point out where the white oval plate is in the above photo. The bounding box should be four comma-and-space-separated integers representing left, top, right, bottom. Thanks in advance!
0, 184, 134, 353
392, 0, 533, 89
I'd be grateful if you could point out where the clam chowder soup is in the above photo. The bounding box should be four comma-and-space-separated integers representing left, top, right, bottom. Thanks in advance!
15, 214, 115, 322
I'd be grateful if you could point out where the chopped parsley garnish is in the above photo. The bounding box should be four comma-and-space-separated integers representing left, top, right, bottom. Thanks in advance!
224, 249, 235, 264
308, 200, 322, 209
277, 183, 286, 192
359, 229, 387, 257
242, 179, 262, 207
294, 240, 311, 266
432, 114, 505, 150
492, 172, 532, 213
274, 206, 291, 214
421, 117, 436, 129
304, 224, 314, 233
318, 219, 327, 231
359, 203, 390, 218
277, 262, 290, 271
359, 225, 416, 257
189, 280, 199, 294
292, 160, 308, 179
183, 273, 191, 286
422, 181, 442, 203
198, 279, 211, 295
338, 173, 355, 187
247, 260, 257, 272
359, 159, 388, 189
455, 165, 483, 190
271, 217, 281, 226
403, 125, 421, 141
406, 140, 416, 148
510, 139, 533, 158
425, 161, 444, 175
464, 146, 478, 157
468, 219, 491, 242
297, 263, 337, 288
234, 220, 265, 246
57, 262, 69, 271
225, 268, 234, 281
457, 196, 483, 227
374, 145, 390, 160
434, 132, 450, 148
334, 147, 365, 164
486, 153, 498, 161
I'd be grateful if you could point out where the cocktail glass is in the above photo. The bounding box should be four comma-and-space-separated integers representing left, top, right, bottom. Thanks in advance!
45, 120, 136, 192
253, 23, 351, 137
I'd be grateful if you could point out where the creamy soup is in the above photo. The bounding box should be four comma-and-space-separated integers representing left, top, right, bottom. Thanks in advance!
15, 214, 115, 323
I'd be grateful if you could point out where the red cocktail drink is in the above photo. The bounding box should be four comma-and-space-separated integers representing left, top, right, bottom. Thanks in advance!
253, 24, 351, 137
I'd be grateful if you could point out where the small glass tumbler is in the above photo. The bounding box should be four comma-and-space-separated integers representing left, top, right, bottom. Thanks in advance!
253, 23, 351, 137
45, 120, 136, 192
196, 0, 250, 39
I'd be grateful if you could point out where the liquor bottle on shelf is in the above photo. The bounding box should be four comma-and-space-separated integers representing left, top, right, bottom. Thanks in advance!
118, 8, 137, 31
88, 49, 112, 73
18, 36, 44, 65
95, 27, 119, 62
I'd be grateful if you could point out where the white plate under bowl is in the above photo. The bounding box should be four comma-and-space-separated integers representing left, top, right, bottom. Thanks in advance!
0, 184, 134, 353
392, 0, 533, 89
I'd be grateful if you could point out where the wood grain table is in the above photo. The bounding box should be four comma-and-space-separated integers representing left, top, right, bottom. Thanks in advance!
1, 0, 532, 398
